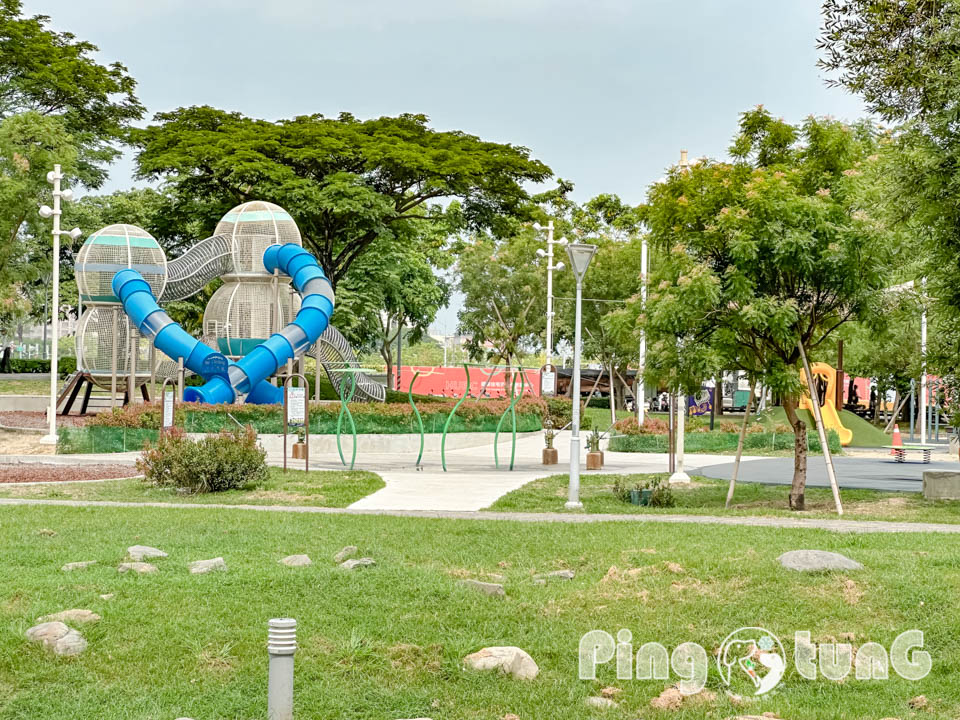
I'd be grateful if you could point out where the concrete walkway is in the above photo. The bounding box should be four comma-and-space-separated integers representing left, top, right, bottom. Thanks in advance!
2, 496, 959, 534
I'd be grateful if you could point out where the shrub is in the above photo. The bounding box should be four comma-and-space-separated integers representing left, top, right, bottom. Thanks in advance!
611, 474, 675, 507
4, 357, 76, 376
612, 416, 668, 435
136, 426, 268, 493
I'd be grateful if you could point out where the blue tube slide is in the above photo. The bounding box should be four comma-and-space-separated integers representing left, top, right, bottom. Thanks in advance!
111, 243, 335, 406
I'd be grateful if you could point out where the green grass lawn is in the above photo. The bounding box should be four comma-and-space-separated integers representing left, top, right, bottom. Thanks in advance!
1, 504, 959, 718
487, 472, 960, 524
0, 467, 384, 508
754, 406, 891, 448
0, 378, 49, 395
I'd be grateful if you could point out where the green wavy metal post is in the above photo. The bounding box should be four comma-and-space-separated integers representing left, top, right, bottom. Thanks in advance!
336, 370, 358, 469
408, 371, 424, 468
494, 368, 525, 470
441, 363, 471, 472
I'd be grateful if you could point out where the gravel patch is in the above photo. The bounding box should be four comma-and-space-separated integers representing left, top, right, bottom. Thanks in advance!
0, 463, 139, 484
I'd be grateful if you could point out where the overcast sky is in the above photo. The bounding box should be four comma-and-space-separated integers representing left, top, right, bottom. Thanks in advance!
26, 0, 865, 333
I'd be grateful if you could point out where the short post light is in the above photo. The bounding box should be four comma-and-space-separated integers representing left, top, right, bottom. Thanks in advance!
565, 241, 597, 510
38, 164, 81, 445
267, 618, 297, 720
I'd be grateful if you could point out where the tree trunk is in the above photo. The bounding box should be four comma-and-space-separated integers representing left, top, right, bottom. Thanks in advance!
609, 362, 617, 426
381, 343, 394, 393
782, 394, 808, 511
726, 384, 755, 508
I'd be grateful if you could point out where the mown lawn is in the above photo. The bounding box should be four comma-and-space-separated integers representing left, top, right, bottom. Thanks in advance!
1, 504, 959, 718
0, 467, 384, 508
487, 472, 960, 524
0, 379, 48, 395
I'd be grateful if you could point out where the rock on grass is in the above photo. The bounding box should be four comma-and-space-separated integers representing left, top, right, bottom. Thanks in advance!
37, 609, 100, 624
334, 545, 358, 563
118, 562, 157, 574
462, 646, 538, 680
25, 621, 87, 656
127, 545, 168, 561
61, 561, 96, 571
280, 554, 312, 567
189, 557, 227, 574
777, 549, 863, 572
340, 558, 375, 570
458, 579, 506, 597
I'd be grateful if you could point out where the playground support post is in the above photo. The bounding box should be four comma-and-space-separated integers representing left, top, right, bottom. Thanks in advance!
177, 356, 184, 402
798, 340, 843, 516
127, 320, 138, 405
110, 307, 118, 410
441, 363, 471, 472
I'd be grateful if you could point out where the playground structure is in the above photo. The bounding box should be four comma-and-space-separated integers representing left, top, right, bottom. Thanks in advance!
64, 202, 384, 412
799, 361, 854, 446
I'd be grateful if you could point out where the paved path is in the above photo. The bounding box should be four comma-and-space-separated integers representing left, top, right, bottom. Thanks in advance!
695, 455, 956, 492
3, 496, 960, 534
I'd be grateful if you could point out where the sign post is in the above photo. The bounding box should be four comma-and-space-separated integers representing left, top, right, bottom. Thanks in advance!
160, 377, 175, 436
540, 363, 556, 397
283, 373, 309, 473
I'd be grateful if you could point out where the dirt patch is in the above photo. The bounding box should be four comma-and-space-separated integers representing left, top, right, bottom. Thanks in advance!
0, 433, 54, 455
0, 411, 92, 429
0, 463, 138, 483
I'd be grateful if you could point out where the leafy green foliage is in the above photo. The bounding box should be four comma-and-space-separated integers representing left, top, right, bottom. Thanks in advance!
136, 426, 267, 493
133, 108, 551, 288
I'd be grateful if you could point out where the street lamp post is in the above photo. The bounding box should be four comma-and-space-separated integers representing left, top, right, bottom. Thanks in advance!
565, 242, 597, 510
38, 165, 80, 445
668, 149, 693, 483
534, 221, 566, 369
637, 235, 648, 423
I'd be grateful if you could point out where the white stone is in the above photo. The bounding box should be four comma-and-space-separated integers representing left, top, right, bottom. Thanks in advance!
99, 594, 114, 601
189, 557, 227, 574
458, 579, 506, 597
61, 561, 96, 572
333, 545, 358, 563
25, 621, 87, 656
535, 569, 575, 581
280, 554, 312, 567
37, 609, 100, 624
127, 545, 168, 561
778, 550, 863, 572
118, 562, 157, 574
463, 646, 539, 680
339, 557, 375, 570
585, 696, 617, 709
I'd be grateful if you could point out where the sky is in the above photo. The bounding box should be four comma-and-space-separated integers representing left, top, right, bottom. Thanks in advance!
26, 0, 866, 333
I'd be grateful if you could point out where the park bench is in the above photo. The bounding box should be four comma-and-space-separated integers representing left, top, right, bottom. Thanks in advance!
884, 444, 936, 464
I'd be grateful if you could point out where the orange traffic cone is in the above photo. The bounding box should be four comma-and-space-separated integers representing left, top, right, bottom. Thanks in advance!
890, 424, 903, 455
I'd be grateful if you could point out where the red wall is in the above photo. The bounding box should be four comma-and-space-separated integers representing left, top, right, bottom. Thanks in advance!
395, 366, 542, 398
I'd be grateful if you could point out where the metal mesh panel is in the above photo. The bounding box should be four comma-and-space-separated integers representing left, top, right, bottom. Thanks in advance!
313, 325, 386, 403
214, 201, 302, 275
160, 233, 233, 302
203, 280, 300, 357
76, 306, 176, 389
75, 224, 167, 303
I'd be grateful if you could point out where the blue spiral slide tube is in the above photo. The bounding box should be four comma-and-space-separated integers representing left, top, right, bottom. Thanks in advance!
111, 243, 335, 405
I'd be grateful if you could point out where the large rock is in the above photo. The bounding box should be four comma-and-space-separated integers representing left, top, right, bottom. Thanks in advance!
778, 550, 863, 572
923, 471, 960, 500
585, 696, 617, 709
118, 562, 157, 574
127, 545, 167, 561
334, 546, 358, 563
280, 554, 312, 567
189, 557, 227, 574
37, 609, 100, 624
340, 558, 375, 570
458, 579, 506, 597
462, 646, 539, 680
61, 561, 96, 572
25, 621, 87, 656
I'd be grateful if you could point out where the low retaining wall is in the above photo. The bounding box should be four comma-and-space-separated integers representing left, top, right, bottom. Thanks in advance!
0, 395, 49, 412
249, 431, 540, 455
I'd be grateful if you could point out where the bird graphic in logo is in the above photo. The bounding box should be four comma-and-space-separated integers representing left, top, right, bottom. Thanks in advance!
717, 627, 786, 695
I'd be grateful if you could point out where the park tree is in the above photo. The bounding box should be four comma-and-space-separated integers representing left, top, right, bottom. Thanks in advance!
818, 0, 960, 383
133, 108, 551, 289
635, 108, 894, 510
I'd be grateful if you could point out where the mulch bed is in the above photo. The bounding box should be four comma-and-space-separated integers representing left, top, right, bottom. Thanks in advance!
0, 411, 92, 429
0, 463, 139, 484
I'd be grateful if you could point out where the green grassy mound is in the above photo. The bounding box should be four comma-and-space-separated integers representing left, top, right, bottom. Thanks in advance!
755, 406, 889, 448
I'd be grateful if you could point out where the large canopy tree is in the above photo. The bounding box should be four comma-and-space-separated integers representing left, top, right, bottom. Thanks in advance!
133, 108, 552, 288
633, 108, 894, 509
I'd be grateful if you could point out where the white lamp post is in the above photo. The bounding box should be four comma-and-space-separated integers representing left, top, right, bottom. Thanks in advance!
565, 242, 597, 510
668, 149, 693, 483
637, 234, 648, 423
534, 221, 566, 369
38, 164, 81, 445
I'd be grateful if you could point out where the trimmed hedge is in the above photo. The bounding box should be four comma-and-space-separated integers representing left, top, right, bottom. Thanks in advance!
607, 429, 841, 454
2, 357, 77, 376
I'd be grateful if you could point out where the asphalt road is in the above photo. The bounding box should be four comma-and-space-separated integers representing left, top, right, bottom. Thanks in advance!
692, 455, 958, 492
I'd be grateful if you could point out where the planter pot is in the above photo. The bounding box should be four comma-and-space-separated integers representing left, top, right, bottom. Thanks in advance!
600, 450, 605, 466
292, 442, 307, 459
629, 488, 653, 506
586, 451, 603, 470
542, 447, 558, 465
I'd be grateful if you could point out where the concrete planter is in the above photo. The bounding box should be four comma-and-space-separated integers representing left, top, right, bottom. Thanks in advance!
291, 442, 307, 459
923, 471, 960, 500
586, 451, 603, 470
542, 447, 558, 465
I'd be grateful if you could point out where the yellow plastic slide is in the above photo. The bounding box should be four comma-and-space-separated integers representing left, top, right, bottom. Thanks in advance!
799, 362, 853, 446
